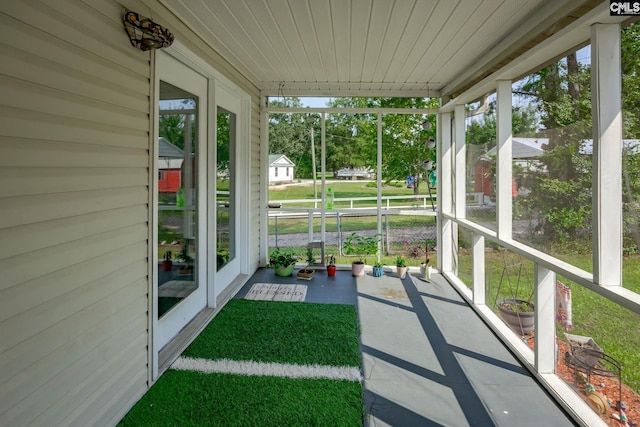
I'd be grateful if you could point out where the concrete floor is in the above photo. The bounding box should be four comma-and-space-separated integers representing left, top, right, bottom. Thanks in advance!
236, 267, 577, 427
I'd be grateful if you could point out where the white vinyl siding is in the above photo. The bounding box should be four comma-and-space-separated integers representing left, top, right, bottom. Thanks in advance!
0, 1, 262, 426
0, 1, 150, 425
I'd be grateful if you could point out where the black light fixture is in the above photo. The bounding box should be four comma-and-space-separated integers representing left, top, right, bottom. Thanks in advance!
123, 11, 174, 51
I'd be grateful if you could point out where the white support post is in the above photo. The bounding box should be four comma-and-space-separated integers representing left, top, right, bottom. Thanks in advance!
496, 80, 513, 241
259, 95, 269, 265
454, 104, 466, 219
472, 233, 485, 305
321, 113, 327, 240
534, 263, 556, 374
592, 23, 623, 287
377, 113, 383, 261
438, 111, 453, 272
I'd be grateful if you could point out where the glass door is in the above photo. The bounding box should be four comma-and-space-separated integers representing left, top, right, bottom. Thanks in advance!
214, 85, 241, 291
215, 107, 235, 271
155, 51, 208, 351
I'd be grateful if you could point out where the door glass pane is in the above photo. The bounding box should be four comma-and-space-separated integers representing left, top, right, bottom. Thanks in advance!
158, 81, 199, 317
216, 108, 236, 270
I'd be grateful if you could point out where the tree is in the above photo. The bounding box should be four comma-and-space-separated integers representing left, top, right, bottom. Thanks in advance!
511, 46, 594, 245
326, 97, 439, 194
621, 22, 640, 253
325, 97, 376, 176
268, 98, 320, 179
159, 114, 184, 148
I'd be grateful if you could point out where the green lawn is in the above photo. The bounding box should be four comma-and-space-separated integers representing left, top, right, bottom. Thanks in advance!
119, 300, 363, 426
269, 180, 435, 209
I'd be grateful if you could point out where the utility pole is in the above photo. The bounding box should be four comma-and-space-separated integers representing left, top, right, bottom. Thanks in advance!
311, 127, 317, 207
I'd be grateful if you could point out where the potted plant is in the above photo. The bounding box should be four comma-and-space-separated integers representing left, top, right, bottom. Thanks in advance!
177, 241, 194, 275
494, 256, 535, 335
372, 261, 384, 277
326, 254, 337, 277
162, 251, 173, 272
396, 256, 407, 279
344, 232, 380, 277
497, 299, 535, 335
297, 248, 315, 280
420, 242, 431, 281
268, 248, 297, 277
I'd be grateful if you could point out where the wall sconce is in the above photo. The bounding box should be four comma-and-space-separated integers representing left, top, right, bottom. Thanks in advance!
426, 137, 436, 149
123, 11, 174, 51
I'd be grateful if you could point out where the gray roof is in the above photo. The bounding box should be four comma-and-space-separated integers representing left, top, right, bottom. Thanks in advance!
269, 154, 295, 166
159, 137, 185, 158
484, 138, 549, 160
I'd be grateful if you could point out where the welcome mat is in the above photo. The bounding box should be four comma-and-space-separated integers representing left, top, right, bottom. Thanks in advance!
245, 283, 307, 302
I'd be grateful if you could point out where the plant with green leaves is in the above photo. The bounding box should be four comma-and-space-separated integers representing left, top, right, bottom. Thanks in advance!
268, 248, 297, 268
343, 232, 380, 264
178, 241, 194, 265
395, 256, 406, 267
306, 248, 315, 265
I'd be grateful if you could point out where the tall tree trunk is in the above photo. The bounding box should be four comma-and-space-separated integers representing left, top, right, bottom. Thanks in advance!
567, 53, 581, 102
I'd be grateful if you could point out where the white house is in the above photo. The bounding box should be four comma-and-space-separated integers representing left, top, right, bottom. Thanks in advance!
268, 154, 295, 184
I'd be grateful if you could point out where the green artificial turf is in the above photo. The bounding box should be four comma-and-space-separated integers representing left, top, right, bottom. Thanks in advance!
119, 370, 363, 427
183, 299, 360, 367
119, 300, 363, 426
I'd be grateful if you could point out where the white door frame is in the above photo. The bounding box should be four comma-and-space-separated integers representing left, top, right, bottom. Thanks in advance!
152, 50, 208, 372
150, 42, 251, 380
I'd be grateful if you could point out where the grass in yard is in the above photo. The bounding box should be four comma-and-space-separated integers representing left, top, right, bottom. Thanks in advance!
120, 300, 363, 426
118, 371, 363, 427
268, 214, 436, 235
269, 181, 433, 209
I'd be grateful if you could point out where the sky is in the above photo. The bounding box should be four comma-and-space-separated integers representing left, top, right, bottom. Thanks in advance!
299, 97, 332, 108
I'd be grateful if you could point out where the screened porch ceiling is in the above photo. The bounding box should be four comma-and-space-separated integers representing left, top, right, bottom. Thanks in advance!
162, 0, 606, 100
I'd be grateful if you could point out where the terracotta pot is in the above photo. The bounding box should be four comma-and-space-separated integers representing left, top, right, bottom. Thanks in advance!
327, 265, 337, 277
162, 260, 172, 272
351, 262, 365, 277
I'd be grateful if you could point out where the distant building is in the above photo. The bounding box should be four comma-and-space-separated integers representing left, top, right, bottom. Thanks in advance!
269, 154, 295, 183
158, 137, 184, 193
336, 167, 375, 180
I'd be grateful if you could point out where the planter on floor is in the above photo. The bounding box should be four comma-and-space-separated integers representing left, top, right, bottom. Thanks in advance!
351, 262, 365, 277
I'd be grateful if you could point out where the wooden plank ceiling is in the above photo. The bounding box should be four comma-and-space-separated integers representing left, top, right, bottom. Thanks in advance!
161, 0, 603, 99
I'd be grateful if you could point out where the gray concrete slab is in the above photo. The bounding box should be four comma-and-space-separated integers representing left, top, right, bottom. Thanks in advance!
358, 271, 576, 427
